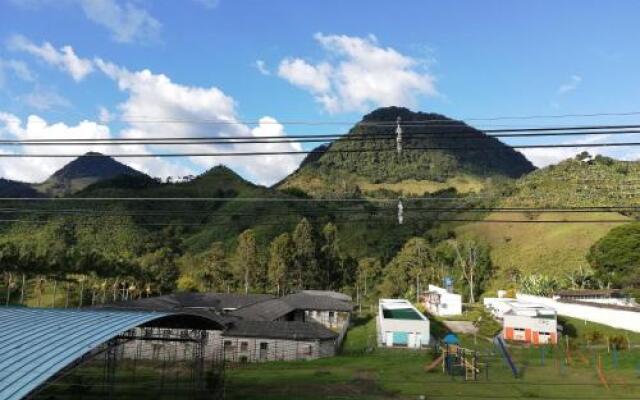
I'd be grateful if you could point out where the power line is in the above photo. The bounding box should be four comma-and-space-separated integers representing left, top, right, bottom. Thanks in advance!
4, 125, 640, 144
0, 141, 638, 158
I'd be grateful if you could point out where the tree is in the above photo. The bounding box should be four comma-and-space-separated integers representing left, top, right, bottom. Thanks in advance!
201, 242, 231, 291
378, 237, 433, 298
267, 233, 294, 295
452, 239, 492, 303
357, 257, 382, 299
292, 218, 317, 289
587, 222, 640, 288
233, 229, 260, 294
320, 222, 340, 288
138, 247, 180, 295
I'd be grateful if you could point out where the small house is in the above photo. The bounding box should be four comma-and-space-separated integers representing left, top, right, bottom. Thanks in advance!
484, 298, 557, 345
422, 284, 462, 316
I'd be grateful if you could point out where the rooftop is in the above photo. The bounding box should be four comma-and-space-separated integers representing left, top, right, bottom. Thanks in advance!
224, 320, 338, 341
282, 292, 353, 312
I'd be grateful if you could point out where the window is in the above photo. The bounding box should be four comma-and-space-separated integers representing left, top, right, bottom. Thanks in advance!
224, 340, 233, 349
240, 341, 248, 352
306, 345, 313, 356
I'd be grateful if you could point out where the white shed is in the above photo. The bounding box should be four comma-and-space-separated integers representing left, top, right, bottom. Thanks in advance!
378, 299, 430, 348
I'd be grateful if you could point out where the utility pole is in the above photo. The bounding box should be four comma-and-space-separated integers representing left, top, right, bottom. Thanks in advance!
396, 116, 402, 155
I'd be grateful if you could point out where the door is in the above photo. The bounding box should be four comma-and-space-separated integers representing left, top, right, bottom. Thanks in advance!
259, 342, 268, 360
392, 331, 409, 347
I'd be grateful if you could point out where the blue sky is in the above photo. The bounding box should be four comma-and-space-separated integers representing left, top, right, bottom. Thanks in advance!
0, 0, 639, 185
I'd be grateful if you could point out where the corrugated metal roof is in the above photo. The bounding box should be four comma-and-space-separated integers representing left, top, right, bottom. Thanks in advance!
283, 292, 353, 312
0, 307, 170, 400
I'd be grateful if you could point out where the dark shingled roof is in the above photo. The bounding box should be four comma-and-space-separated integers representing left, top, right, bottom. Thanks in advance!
229, 299, 295, 321
282, 292, 353, 312
224, 320, 338, 340
95, 293, 275, 312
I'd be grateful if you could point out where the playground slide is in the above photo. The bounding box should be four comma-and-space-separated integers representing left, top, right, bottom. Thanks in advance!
424, 354, 444, 372
493, 335, 519, 377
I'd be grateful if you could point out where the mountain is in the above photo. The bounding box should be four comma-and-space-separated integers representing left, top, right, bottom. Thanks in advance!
457, 153, 639, 288
277, 107, 535, 197
0, 178, 45, 198
33, 152, 148, 196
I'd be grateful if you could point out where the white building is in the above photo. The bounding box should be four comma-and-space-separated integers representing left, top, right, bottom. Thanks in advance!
484, 297, 557, 345
422, 285, 462, 316
377, 299, 430, 348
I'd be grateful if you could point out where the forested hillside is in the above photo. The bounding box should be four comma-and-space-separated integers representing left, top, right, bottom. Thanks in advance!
278, 106, 535, 197
0, 110, 638, 307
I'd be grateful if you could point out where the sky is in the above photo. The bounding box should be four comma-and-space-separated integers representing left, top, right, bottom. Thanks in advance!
1, 0, 640, 185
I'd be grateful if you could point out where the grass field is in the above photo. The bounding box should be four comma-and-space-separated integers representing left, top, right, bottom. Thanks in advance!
456, 211, 629, 289
225, 315, 640, 400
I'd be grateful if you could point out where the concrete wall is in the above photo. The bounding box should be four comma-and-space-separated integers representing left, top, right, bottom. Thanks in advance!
503, 314, 558, 344
517, 294, 640, 333
220, 336, 335, 362
305, 310, 350, 331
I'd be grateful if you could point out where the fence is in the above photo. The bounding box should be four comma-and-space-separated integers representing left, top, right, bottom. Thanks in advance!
517, 294, 640, 333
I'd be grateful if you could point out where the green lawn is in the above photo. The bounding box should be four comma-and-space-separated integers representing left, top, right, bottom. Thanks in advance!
226, 315, 640, 400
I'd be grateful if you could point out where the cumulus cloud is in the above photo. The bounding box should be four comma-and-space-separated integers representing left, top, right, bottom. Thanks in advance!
94, 59, 303, 185
8, 35, 93, 81
277, 33, 438, 113
0, 112, 112, 182
557, 75, 582, 96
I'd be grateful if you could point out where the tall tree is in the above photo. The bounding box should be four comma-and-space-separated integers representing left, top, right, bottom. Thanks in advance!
202, 242, 232, 291
234, 229, 259, 294
292, 218, 317, 289
267, 233, 294, 295
320, 222, 340, 288
452, 239, 492, 303
378, 237, 432, 298
357, 257, 383, 299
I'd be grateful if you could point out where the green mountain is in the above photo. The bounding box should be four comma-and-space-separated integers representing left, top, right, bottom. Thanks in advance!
457, 153, 639, 288
278, 107, 535, 197
0, 178, 45, 198
33, 152, 148, 196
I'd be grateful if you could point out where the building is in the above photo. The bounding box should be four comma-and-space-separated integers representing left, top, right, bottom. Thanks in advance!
221, 321, 337, 362
422, 284, 462, 316
377, 299, 430, 348
99, 290, 352, 362
484, 298, 557, 345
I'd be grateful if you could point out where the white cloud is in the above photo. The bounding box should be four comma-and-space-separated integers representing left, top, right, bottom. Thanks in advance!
19, 88, 71, 110
98, 106, 112, 123
8, 35, 93, 81
95, 59, 303, 185
255, 60, 270, 76
557, 75, 582, 95
0, 112, 112, 182
78, 0, 161, 44
0, 58, 35, 86
277, 33, 438, 113
6, 0, 161, 44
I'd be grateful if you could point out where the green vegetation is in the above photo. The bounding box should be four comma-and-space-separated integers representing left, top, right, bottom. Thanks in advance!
587, 222, 640, 287
226, 313, 640, 400
278, 106, 534, 198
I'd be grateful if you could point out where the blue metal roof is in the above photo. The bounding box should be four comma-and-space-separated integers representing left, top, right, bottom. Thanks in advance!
0, 307, 170, 400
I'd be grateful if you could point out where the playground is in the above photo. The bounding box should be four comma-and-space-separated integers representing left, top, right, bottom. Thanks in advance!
226, 315, 640, 400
